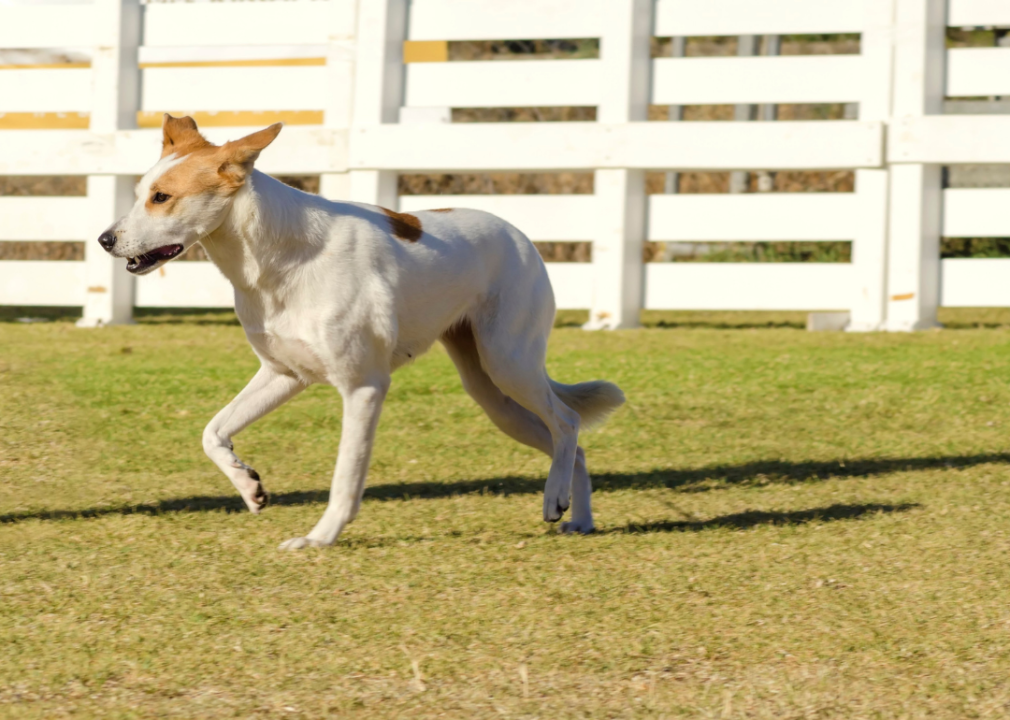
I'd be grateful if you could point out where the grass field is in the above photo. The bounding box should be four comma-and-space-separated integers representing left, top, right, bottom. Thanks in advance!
4, 311, 1010, 718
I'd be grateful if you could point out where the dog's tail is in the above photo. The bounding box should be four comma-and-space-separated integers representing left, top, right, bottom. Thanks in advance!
549, 379, 625, 429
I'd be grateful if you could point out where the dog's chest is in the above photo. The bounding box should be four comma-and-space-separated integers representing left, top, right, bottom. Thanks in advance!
247, 331, 329, 382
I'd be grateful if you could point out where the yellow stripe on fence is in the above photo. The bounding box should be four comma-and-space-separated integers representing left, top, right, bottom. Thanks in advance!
0, 62, 91, 71
136, 110, 323, 127
1, 111, 324, 130
0, 58, 327, 72
403, 41, 448, 63
0, 113, 90, 129
138, 58, 325, 69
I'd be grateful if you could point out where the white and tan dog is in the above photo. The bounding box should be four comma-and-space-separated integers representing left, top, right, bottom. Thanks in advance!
98, 115, 625, 549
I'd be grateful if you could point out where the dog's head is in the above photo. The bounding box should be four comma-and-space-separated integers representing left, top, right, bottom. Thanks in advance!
96, 114, 282, 275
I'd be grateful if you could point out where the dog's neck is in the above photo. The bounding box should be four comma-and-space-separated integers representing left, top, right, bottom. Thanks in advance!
200, 170, 330, 292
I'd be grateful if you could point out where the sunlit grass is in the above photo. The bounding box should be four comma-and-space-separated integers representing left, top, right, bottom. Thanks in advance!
3, 315, 1010, 717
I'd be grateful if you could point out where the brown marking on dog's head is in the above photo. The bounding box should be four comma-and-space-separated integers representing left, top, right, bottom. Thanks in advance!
161, 114, 212, 159
429, 208, 453, 213
381, 207, 423, 242
146, 121, 284, 214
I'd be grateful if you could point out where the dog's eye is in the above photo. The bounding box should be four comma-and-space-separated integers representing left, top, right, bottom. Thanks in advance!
151, 192, 170, 204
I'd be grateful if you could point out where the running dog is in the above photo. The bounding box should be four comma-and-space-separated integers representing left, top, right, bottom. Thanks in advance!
97, 115, 625, 549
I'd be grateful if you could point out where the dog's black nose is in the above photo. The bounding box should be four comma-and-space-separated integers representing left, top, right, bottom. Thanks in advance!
98, 232, 117, 251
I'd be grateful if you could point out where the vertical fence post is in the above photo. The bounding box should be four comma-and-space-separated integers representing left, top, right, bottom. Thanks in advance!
664, 36, 685, 197
849, 0, 897, 331
349, 0, 407, 209
729, 35, 758, 195
319, 0, 358, 201
585, 0, 651, 330
885, 0, 946, 331
78, 0, 141, 327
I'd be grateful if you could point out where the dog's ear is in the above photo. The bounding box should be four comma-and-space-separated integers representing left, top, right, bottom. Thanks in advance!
217, 123, 283, 186
161, 114, 211, 159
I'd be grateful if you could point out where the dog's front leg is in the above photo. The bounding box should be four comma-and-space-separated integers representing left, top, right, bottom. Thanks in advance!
279, 376, 389, 549
203, 365, 306, 513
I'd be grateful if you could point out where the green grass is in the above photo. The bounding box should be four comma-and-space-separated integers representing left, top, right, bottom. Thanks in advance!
4, 314, 1010, 718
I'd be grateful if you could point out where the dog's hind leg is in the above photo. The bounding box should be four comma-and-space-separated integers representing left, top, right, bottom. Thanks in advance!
441, 322, 595, 532
446, 313, 581, 525
203, 365, 306, 513
279, 373, 390, 549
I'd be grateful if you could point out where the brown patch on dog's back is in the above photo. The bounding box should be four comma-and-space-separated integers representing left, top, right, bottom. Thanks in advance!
429, 208, 453, 213
381, 207, 423, 242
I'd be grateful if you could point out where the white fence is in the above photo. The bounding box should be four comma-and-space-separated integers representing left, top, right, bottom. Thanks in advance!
0, 0, 1007, 330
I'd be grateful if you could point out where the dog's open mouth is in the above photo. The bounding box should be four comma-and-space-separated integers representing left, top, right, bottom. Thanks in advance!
126, 244, 184, 274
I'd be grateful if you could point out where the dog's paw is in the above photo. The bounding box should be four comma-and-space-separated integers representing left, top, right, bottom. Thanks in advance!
560, 518, 595, 535
542, 479, 571, 523
241, 475, 269, 514
244, 482, 269, 514
231, 464, 268, 514
278, 536, 328, 551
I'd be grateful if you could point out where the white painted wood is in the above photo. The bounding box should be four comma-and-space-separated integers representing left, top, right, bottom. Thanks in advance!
647, 194, 859, 242
851, 0, 897, 330
135, 262, 233, 308
404, 60, 599, 109
138, 45, 332, 66
849, 169, 889, 331
0, 198, 91, 242
885, 0, 946, 331
0, 261, 86, 307
892, 0, 946, 118
399, 195, 598, 241
399, 107, 451, 124
0, 70, 92, 113
947, 48, 1010, 98
351, 121, 885, 171
142, 1, 355, 47
890, 116, 1010, 163
80, 0, 141, 327
644, 263, 854, 311
598, 0, 651, 126
0, 6, 97, 48
354, 0, 407, 127
940, 259, 1010, 308
0, 127, 348, 176
585, 0, 651, 330
886, 163, 942, 331
141, 66, 327, 113
406, 0, 601, 41
860, 0, 898, 122
350, 0, 406, 207
652, 56, 862, 106
320, 0, 357, 202
943, 188, 1010, 237
82, 175, 135, 326
654, 0, 862, 36
948, 0, 1010, 27
350, 170, 398, 207
10, 0, 1010, 324
546, 263, 594, 310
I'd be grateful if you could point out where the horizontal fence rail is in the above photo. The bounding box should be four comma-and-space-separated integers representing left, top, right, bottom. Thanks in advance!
349, 123, 885, 172
0, 0, 1006, 331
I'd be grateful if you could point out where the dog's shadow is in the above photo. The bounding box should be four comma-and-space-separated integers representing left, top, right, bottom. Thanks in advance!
1, 450, 996, 530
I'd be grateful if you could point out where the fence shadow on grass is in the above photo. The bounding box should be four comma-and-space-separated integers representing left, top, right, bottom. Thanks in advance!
609, 502, 920, 535
357, 452, 1010, 501
0, 452, 1004, 526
